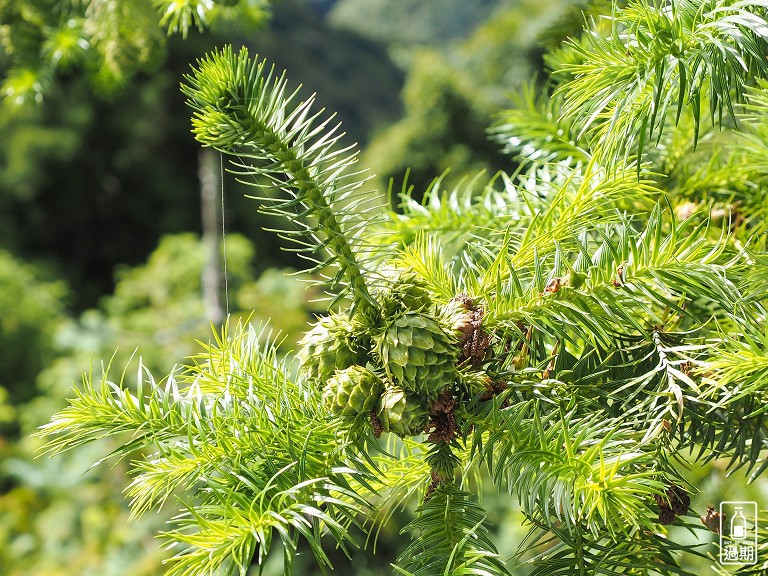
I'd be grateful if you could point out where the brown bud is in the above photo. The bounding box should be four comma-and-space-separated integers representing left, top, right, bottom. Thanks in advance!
370, 410, 383, 439
659, 507, 676, 525
667, 484, 690, 516
612, 263, 626, 287
701, 505, 723, 534
544, 277, 564, 294
453, 315, 474, 344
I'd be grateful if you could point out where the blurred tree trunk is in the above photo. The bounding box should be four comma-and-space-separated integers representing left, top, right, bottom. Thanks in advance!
199, 148, 224, 324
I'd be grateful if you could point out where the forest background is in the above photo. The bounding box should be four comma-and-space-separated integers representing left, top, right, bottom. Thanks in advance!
1, 0, 762, 574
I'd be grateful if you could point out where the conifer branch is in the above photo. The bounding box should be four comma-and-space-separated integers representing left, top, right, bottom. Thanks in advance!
472, 400, 664, 538
393, 483, 510, 576
182, 46, 386, 310
38, 322, 371, 573
558, 0, 768, 164
522, 520, 708, 575
482, 206, 743, 342
34, 2, 768, 574
490, 82, 591, 166
377, 172, 524, 257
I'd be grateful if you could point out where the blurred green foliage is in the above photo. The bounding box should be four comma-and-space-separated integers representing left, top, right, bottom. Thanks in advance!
247, 1, 404, 149
33, 233, 313, 414
1, 232, 316, 575
0, 251, 67, 414
0, 0, 271, 104
0, 0, 165, 103
0, 0, 403, 310
362, 49, 505, 200
0, 440, 168, 576
0, 44, 217, 307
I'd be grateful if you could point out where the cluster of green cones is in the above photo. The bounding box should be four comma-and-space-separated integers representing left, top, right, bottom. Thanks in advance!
298, 269, 491, 441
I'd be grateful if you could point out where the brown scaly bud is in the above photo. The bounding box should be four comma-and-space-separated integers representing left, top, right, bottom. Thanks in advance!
424, 480, 438, 501
449, 294, 491, 366
370, 410, 383, 439
655, 483, 689, 526
450, 293, 475, 309
454, 317, 474, 345
543, 277, 565, 294
659, 507, 676, 525
701, 505, 723, 534
479, 380, 508, 402
450, 293, 476, 345
425, 468, 445, 502
425, 390, 458, 444
612, 263, 626, 287
667, 484, 690, 516
541, 341, 560, 380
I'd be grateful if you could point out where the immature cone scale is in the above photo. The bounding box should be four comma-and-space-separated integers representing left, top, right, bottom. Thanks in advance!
298, 313, 365, 385
376, 269, 433, 315
379, 387, 430, 437
376, 312, 459, 398
323, 366, 383, 419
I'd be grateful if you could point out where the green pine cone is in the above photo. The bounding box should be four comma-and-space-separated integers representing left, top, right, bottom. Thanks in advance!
376, 268, 433, 316
376, 311, 458, 397
392, 270, 432, 311
323, 365, 383, 419
379, 387, 429, 437
298, 314, 367, 385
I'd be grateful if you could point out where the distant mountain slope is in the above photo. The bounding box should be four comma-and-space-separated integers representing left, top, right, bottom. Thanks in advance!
245, 0, 404, 146
354, 0, 574, 196
328, 0, 504, 45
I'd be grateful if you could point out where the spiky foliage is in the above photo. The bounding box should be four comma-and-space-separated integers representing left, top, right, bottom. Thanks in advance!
38, 2, 768, 574
182, 45, 385, 310
490, 82, 590, 167
38, 322, 371, 575
557, 0, 768, 163
393, 483, 509, 576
